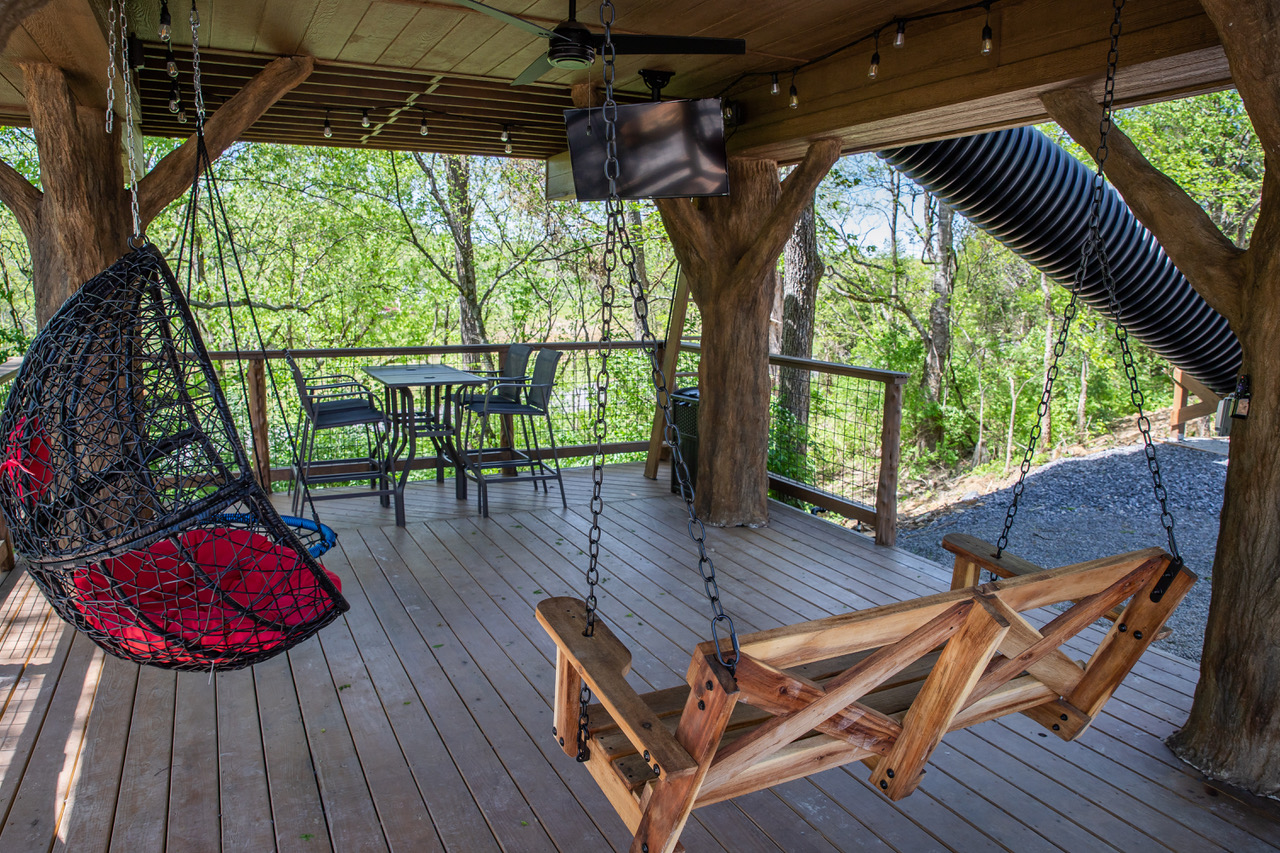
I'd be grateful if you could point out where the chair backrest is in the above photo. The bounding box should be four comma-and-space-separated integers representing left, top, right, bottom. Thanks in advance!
527, 348, 562, 411
285, 353, 317, 420
499, 344, 533, 402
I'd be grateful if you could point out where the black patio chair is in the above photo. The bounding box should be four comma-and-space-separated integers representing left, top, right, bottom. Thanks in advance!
287, 354, 392, 515
460, 347, 567, 517
453, 343, 533, 407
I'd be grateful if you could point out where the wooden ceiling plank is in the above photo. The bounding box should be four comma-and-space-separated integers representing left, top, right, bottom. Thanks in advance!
335, 2, 419, 65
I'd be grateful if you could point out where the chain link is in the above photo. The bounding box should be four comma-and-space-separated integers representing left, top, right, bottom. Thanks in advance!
995, 0, 1179, 585
574, 0, 742, 764
118, 2, 141, 239
190, 3, 206, 124
105, 0, 116, 133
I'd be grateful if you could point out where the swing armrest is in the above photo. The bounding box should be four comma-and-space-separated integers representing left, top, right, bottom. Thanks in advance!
537, 597, 697, 782
943, 532, 1045, 584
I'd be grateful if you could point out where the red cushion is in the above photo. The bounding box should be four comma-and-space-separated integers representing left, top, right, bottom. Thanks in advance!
1, 414, 51, 506
72, 527, 342, 665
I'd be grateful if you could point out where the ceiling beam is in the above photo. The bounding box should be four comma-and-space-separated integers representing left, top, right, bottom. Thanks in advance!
726, 0, 1230, 162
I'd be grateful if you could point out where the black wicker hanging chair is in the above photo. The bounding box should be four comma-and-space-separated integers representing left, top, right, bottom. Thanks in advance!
0, 244, 348, 671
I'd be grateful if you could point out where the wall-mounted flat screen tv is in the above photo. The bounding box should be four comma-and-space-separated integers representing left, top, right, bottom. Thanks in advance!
564, 98, 730, 201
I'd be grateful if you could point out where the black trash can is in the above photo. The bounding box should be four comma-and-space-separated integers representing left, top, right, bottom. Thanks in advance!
669, 387, 699, 498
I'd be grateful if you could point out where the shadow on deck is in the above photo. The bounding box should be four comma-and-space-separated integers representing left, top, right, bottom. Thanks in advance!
0, 463, 1277, 852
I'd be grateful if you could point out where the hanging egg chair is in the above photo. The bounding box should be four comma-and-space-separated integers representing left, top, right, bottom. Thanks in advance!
0, 245, 348, 671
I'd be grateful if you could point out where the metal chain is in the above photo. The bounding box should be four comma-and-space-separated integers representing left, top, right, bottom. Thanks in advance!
995, 0, 1126, 557
118, 1, 141, 240
191, 3, 206, 124
104, 0, 116, 133
576, 0, 619, 764
574, 0, 742, 764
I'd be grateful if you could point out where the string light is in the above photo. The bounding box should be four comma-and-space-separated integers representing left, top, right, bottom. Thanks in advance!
177, 103, 188, 123
419, 112, 429, 135
500, 126, 510, 142
159, 0, 172, 42
361, 109, 371, 128
729, 0, 1008, 102
323, 111, 332, 138
165, 42, 178, 78
167, 81, 180, 113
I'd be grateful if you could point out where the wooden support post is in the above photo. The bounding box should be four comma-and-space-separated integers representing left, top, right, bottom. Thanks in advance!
645, 270, 692, 480
871, 597, 1009, 799
875, 378, 904, 546
1170, 368, 1220, 436
245, 358, 271, 490
655, 140, 841, 526
632, 654, 738, 853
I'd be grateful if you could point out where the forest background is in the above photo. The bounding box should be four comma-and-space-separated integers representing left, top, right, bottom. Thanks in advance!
0, 89, 1261, 494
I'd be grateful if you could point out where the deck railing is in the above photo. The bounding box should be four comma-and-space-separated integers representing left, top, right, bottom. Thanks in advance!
672, 344, 907, 545
0, 343, 906, 545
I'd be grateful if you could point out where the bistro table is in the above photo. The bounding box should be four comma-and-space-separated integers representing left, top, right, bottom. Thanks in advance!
363, 363, 486, 526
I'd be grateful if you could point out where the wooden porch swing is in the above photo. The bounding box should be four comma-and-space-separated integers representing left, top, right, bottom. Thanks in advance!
539, 540, 1193, 853
539, 3, 1194, 851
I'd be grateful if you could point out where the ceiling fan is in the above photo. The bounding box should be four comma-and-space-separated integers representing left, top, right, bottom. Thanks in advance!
449, 0, 747, 86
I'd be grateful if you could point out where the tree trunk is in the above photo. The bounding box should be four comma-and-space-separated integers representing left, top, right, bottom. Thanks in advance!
656, 141, 840, 526
441, 155, 489, 350
22, 62, 129, 326
919, 200, 955, 451
778, 195, 822, 435
1166, 243, 1280, 794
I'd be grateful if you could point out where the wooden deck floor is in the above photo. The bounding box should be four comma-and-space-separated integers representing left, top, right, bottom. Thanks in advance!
1, 464, 1278, 852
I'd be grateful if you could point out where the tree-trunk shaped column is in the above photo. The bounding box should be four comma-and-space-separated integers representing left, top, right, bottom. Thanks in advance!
0, 55, 314, 326
1041, 0, 1280, 794
656, 140, 840, 527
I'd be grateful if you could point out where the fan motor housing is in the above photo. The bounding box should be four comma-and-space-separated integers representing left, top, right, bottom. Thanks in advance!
548, 21, 595, 68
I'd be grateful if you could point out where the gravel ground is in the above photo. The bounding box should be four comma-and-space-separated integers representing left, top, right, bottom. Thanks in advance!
896, 442, 1225, 663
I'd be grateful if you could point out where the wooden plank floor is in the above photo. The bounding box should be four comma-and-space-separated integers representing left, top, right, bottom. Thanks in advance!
1, 463, 1278, 852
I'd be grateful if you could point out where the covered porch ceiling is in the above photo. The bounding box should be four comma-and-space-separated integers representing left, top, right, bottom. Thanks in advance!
0, 0, 1232, 162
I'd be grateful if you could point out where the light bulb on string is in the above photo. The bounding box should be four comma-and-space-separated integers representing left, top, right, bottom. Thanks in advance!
159, 0, 172, 42
981, 3, 994, 55
361, 109, 371, 128
500, 126, 510, 142
894, 20, 906, 48
770, 72, 779, 96
789, 82, 798, 109
419, 113, 429, 136
505, 141, 513, 154
868, 50, 880, 80
177, 104, 188, 123
168, 82, 180, 114
165, 42, 177, 78
323, 112, 333, 138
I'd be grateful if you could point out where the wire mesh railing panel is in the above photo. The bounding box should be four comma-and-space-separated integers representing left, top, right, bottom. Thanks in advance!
768, 363, 887, 508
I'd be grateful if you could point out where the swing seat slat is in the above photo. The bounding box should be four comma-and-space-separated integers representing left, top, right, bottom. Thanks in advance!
539, 540, 1194, 853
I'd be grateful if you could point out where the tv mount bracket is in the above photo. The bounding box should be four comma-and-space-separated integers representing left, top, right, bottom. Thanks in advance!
640, 69, 674, 101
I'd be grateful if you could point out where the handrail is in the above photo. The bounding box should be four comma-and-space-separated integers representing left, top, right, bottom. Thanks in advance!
679, 342, 910, 386
204, 340, 657, 361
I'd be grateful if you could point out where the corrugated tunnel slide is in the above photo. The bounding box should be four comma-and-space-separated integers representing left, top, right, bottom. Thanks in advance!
879, 126, 1241, 396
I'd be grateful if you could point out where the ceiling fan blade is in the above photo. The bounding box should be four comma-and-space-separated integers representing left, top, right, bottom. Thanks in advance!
448, 0, 559, 40
512, 53, 555, 86
592, 34, 746, 55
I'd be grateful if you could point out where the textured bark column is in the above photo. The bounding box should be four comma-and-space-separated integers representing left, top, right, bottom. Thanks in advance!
657, 140, 840, 526
0, 56, 314, 328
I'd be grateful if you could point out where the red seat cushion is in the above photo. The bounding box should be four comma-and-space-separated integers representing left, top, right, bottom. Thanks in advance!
72, 527, 342, 665
1, 414, 51, 506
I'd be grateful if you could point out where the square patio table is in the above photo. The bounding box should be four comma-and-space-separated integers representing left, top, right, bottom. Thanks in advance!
363, 363, 486, 526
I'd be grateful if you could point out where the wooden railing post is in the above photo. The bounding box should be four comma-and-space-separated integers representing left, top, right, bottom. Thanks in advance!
645, 271, 692, 480
246, 358, 272, 489
875, 378, 904, 547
